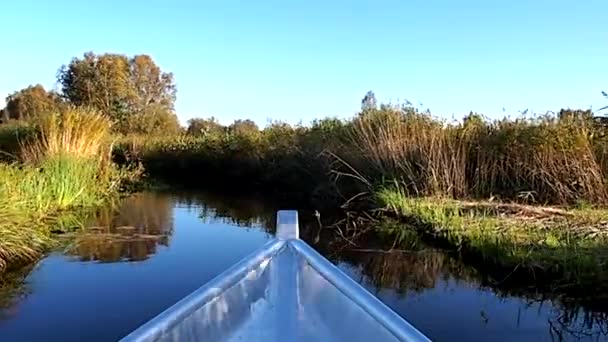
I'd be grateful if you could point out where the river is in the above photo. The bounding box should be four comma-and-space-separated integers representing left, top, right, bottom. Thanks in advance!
0, 191, 606, 341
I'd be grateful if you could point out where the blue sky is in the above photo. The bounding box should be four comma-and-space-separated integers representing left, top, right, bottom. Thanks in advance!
1, 0, 607, 126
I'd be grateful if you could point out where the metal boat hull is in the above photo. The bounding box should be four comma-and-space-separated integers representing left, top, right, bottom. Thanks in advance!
121, 211, 429, 342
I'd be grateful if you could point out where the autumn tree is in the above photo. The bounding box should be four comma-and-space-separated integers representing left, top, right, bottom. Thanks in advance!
57, 52, 177, 133
187, 117, 225, 135
4, 84, 62, 121
228, 119, 259, 135
123, 104, 182, 135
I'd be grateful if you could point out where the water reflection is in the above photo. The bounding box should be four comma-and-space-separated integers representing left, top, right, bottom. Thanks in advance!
1, 191, 607, 341
0, 266, 33, 320
64, 191, 279, 263
337, 249, 608, 341
340, 249, 477, 294
173, 191, 277, 231
64, 193, 174, 262
89, 192, 608, 340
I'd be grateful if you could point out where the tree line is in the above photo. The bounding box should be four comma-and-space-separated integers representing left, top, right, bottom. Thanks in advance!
1, 52, 180, 135
3, 52, 607, 136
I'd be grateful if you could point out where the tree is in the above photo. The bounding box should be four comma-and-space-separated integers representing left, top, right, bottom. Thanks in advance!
4, 84, 62, 121
187, 117, 225, 135
57, 52, 177, 133
123, 104, 182, 135
361, 90, 377, 111
228, 119, 259, 135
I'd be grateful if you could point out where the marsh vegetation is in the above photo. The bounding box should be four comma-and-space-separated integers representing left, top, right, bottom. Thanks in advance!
1, 50, 608, 340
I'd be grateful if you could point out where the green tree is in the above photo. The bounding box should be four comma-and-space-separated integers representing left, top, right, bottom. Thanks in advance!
4, 85, 62, 121
187, 117, 225, 135
57, 52, 177, 133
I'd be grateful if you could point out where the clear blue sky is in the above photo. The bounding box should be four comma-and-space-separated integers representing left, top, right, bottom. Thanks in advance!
1, 0, 607, 126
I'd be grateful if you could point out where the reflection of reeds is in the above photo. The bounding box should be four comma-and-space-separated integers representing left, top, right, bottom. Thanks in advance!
359, 250, 444, 292
64, 193, 174, 262
87, 193, 174, 236
340, 248, 478, 295
0, 264, 34, 314
69, 232, 166, 262
337, 245, 608, 340
547, 307, 608, 341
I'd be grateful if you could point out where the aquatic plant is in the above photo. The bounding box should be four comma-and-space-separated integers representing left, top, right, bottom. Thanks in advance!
0, 108, 126, 272
339, 106, 607, 204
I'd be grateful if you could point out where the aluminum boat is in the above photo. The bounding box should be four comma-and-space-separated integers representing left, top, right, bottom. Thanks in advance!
120, 210, 430, 342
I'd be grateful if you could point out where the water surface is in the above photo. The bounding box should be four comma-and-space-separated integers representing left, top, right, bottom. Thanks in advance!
0, 191, 606, 341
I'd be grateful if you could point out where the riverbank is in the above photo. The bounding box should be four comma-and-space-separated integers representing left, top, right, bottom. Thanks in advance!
116, 107, 608, 203
111, 106, 608, 293
376, 187, 608, 296
4, 104, 608, 287
4, 190, 607, 341
0, 109, 131, 273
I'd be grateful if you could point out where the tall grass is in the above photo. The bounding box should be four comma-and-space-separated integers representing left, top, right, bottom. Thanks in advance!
469, 115, 606, 204
339, 107, 608, 204
0, 108, 123, 272
342, 107, 469, 198
116, 107, 608, 205
21, 107, 112, 163
0, 164, 54, 271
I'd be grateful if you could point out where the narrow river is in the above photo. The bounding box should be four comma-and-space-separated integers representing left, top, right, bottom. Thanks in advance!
0, 191, 606, 341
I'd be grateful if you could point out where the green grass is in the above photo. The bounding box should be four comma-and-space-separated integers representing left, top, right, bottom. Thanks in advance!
0, 157, 124, 272
0, 108, 129, 273
376, 186, 608, 293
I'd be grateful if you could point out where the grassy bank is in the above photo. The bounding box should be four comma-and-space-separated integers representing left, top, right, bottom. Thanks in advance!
116, 107, 608, 205
376, 187, 608, 294
0, 108, 127, 272
338, 106, 608, 292
112, 105, 608, 286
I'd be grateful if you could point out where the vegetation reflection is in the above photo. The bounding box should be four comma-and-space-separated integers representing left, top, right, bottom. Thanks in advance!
64, 193, 174, 262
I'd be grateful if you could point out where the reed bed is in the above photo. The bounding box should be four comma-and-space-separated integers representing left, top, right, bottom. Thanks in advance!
113, 106, 608, 285
0, 108, 124, 272
118, 107, 608, 206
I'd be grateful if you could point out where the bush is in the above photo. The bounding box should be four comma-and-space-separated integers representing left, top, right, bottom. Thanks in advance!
116, 107, 608, 206
0, 121, 37, 161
